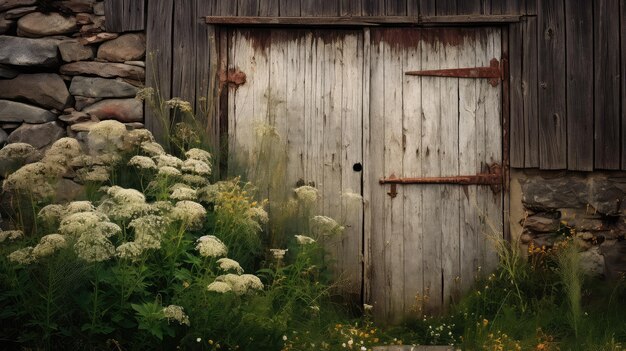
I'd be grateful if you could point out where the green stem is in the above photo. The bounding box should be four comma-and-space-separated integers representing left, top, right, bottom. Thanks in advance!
91, 265, 100, 330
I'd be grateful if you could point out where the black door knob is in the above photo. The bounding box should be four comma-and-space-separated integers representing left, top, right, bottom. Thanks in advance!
353, 163, 363, 172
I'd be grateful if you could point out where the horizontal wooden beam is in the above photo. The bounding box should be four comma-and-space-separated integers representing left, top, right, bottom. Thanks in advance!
204, 15, 524, 26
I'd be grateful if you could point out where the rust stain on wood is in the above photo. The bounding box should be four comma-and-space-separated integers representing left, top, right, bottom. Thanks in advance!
219, 67, 247, 89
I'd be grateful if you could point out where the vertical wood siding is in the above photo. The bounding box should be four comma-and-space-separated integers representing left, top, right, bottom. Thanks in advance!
133, 0, 625, 171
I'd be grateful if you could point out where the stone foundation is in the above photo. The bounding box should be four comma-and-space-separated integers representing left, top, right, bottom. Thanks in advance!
0, 0, 145, 149
512, 169, 626, 279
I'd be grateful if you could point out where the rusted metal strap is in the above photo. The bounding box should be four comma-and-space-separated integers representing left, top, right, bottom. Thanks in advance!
405, 58, 502, 86
380, 164, 503, 197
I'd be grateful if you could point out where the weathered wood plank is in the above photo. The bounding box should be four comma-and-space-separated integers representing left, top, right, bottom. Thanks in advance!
508, 22, 524, 168
594, 0, 621, 170
406, 0, 419, 16
368, 29, 387, 320
482, 27, 502, 273
419, 0, 436, 16
457, 0, 482, 15
172, 0, 196, 117
526, 0, 537, 15
259, 0, 279, 16
622, 0, 626, 169
145, 0, 173, 143
238, 0, 258, 16
381, 29, 406, 322
104, 0, 123, 33
195, 1, 217, 144
537, 0, 566, 169
438, 28, 460, 311
285, 31, 306, 193
218, 29, 229, 175
522, 16, 539, 167
279, 0, 300, 16
321, 32, 343, 281
565, 0, 593, 171
420, 29, 443, 315
339, 32, 364, 299
362, 27, 373, 309
204, 15, 521, 25
340, 0, 362, 16
437, 0, 456, 15
385, 0, 406, 16
363, 0, 384, 16
457, 28, 479, 296
401, 28, 423, 318
301, 0, 338, 16
123, 0, 145, 31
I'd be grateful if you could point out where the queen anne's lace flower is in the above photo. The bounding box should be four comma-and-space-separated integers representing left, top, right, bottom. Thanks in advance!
32, 234, 67, 258
65, 201, 96, 214
76, 165, 110, 183
8, 246, 35, 264
74, 233, 115, 262
43, 138, 83, 166
207, 281, 232, 293
0, 142, 39, 161
171, 201, 206, 227
247, 206, 269, 224
310, 215, 344, 235
128, 215, 170, 250
185, 148, 212, 163
170, 183, 198, 201
154, 154, 183, 168
128, 155, 157, 170
270, 248, 288, 260
124, 128, 155, 148
0, 230, 23, 243
215, 274, 263, 295
181, 174, 209, 187
107, 186, 146, 203
140, 141, 165, 156
135, 87, 154, 101
38, 204, 66, 224
3, 162, 66, 199
158, 166, 182, 177
59, 211, 109, 237
217, 258, 244, 274
165, 98, 193, 113
294, 235, 316, 245
116, 241, 144, 261
195, 235, 227, 258
181, 158, 211, 176
162, 305, 190, 326
88, 120, 128, 152
294, 186, 318, 206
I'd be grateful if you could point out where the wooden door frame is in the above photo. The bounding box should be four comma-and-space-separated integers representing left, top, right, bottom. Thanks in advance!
211, 24, 512, 306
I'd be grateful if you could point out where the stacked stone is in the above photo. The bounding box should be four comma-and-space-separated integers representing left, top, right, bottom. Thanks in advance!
519, 171, 626, 279
0, 0, 145, 149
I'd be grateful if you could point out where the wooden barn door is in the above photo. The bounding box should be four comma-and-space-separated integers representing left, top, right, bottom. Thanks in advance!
364, 27, 503, 322
226, 29, 365, 299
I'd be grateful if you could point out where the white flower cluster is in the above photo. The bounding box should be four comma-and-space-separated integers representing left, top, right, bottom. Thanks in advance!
0, 142, 39, 161
171, 200, 206, 228
125, 214, 170, 252
128, 155, 157, 170
195, 235, 227, 258
181, 159, 211, 176
185, 148, 212, 164
270, 248, 288, 260
247, 206, 269, 224
211, 273, 263, 295
88, 120, 128, 152
294, 185, 319, 206
294, 235, 316, 245
310, 215, 345, 236
216, 258, 244, 274
98, 186, 156, 222
169, 183, 197, 201
2, 161, 65, 199
32, 234, 67, 258
43, 138, 83, 167
0, 230, 23, 243
162, 304, 190, 326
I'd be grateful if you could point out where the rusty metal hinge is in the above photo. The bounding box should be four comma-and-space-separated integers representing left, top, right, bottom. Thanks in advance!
405, 58, 502, 87
380, 163, 503, 197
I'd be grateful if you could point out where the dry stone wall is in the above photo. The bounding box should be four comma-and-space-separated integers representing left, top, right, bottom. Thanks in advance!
518, 170, 626, 279
0, 0, 145, 150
